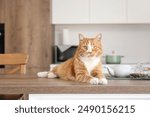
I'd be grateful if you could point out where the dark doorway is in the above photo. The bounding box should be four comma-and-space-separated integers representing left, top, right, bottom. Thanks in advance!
0, 24, 4, 68
0, 23, 4, 54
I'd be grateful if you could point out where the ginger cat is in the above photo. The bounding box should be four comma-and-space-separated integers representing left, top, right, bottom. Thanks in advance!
47, 34, 107, 85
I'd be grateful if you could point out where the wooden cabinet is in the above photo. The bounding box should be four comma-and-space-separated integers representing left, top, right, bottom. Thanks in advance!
0, 0, 5, 23
127, 0, 150, 23
52, 0, 89, 24
2, 0, 53, 68
90, 0, 127, 23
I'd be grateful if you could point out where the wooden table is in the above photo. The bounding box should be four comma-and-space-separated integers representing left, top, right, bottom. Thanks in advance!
1, 70, 150, 99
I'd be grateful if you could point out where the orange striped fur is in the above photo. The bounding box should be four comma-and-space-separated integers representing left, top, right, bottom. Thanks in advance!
50, 34, 107, 85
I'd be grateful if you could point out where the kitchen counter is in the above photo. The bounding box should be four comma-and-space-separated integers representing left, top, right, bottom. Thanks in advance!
0, 68, 150, 99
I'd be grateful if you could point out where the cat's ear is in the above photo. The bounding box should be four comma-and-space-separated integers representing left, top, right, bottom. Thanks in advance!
79, 33, 85, 40
95, 33, 102, 41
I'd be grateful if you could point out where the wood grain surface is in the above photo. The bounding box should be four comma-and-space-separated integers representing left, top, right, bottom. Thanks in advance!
0, 0, 5, 23
1, 0, 53, 67
1, 72, 150, 95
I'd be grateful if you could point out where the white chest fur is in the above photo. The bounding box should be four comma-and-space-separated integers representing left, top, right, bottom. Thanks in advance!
79, 56, 100, 74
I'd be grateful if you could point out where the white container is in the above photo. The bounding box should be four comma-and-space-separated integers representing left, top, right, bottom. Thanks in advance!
62, 28, 70, 45
106, 65, 134, 77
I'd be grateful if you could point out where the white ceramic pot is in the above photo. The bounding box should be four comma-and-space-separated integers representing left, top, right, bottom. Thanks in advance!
106, 65, 134, 77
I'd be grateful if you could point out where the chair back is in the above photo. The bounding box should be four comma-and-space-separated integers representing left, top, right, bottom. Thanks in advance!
0, 53, 29, 74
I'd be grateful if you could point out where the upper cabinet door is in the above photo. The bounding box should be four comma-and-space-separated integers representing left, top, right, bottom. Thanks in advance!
52, 0, 89, 24
128, 0, 150, 23
90, 0, 127, 23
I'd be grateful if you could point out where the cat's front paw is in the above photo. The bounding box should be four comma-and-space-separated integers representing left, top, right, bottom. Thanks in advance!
98, 78, 108, 85
48, 72, 57, 78
90, 78, 99, 85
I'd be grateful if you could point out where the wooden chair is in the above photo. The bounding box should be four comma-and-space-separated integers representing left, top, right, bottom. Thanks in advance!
0, 53, 29, 100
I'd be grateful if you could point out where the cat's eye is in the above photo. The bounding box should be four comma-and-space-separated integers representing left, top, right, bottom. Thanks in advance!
94, 46, 97, 49
83, 46, 87, 50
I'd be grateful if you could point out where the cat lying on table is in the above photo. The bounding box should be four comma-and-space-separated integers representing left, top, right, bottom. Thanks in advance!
37, 34, 108, 85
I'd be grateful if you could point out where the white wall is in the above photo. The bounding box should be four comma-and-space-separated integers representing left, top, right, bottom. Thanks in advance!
54, 24, 150, 64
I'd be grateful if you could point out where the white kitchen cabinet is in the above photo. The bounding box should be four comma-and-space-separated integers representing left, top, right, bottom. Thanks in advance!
52, 0, 127, 24
52, 0, 89, 24
127, 0, 150, 23
52, 0, 150, 24
90, 0, 127, 23
29, 94, 150, 100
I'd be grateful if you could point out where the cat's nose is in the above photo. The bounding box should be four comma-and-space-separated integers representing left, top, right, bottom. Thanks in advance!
87, 48, 92, 53
88, 52, 92, 54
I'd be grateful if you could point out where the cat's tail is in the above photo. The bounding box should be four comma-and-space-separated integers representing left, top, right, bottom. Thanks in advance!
37, 71, 49, 78
37, 71, 58, 78
37, 66, 58, 78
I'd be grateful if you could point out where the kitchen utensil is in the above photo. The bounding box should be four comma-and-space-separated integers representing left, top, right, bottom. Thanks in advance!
106, 55, 123, 64
144, 68, 150, 70
130, 73, 147, 78
105, 51, 123, 64
106, 65, 134, 77
55, 46, 77, 63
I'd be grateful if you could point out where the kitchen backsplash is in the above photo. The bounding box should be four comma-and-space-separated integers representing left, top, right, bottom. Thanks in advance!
54, 24, 150, 64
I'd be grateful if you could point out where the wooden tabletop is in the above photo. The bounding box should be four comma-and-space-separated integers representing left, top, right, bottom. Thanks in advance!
1, 70, 150, 94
